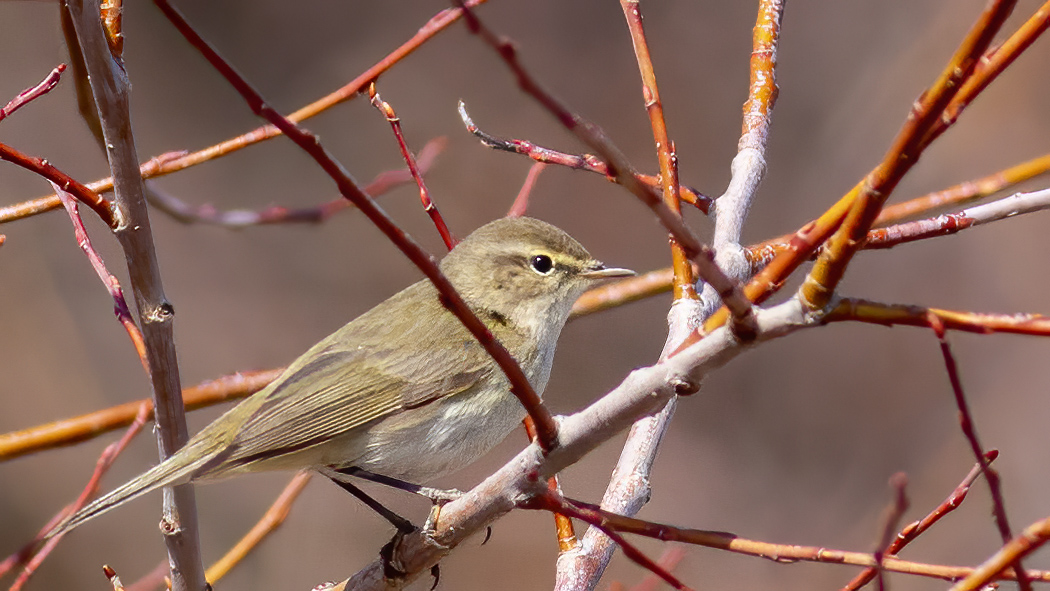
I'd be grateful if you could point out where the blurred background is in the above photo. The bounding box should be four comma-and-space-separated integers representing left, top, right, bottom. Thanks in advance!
2, 1, 1050, 589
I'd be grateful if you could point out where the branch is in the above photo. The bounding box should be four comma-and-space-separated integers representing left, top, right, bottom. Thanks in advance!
0, 64, 66, 122
152, 0, 559, 451
144, 137, 445, 227
368, 84, 455, 249
1, 0, 488, 223
457, 102, 710, 213
65, 2, 205, 588
842, 452, 998, 591
204, 472, 312, 584
0, 369, 281, 462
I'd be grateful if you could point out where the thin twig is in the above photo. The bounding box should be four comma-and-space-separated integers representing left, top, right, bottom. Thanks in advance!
204, 472, 312, 584
54, 182, 148, 371
0, 141, 117, 226
144, 137, 445, 227
507, 162, 546, 218
368, 84, 455, 249
0, 369, 281, 462
620, 0, 696, 302
0, 64, 67, 123
842, 452, 997, 591
873, 473, 909, 591
928, 314, 1028, 588
1, 1, 490, 224
5, 404, 150, 590
457, 102, 710, 213
153, 0, 559, 451
827, 298, 1050, 337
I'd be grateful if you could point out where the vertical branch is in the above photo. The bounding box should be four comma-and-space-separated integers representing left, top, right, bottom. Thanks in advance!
620, 0, 695, 304
64, 2, 206, 590
703, 0, 782, 319
929, 315, 1030, 590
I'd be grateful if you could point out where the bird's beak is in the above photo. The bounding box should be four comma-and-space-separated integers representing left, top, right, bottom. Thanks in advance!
580, 263, 635, 280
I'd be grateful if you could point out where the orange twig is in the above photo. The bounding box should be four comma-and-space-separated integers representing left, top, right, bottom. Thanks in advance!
204, 472, 312, 584
507, 162, 546, 218
0, 369, 281, 462
620, 0, 695, 301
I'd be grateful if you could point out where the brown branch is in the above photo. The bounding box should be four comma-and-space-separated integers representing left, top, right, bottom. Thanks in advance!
457, 101, 711, 213
3, 403, 150, 589
0, 369, 281, 462
1, 0, 488, 223
0, 64, 66, 123
522, 417, 577, 553
66, 2, 205, 589
842, 452, 997, 591
145, 137, 445, 227
204, 472, 312, 585
368, 84, 456, 249
924, 0, 1050, 149
153, 0, 559, 451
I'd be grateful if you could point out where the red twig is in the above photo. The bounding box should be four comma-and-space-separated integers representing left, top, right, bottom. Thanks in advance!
0, 142, 117, 227
152, 0, 559, 451
368, 84, 455, 249
842, 452, 997, 591
5, 403, 150, 590
54, 182, 149, 372
0, 64, 66, 123
929, 314, 1029, 590
873, 473, 909, 591
507, 162, 546, 218
457, 102, 710, 213
525, 493, 694, 591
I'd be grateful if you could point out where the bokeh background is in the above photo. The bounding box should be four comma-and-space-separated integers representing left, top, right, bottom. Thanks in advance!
3, 1, 1050, 590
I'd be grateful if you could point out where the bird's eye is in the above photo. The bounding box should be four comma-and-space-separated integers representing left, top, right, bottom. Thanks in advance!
530, 254, 554, 275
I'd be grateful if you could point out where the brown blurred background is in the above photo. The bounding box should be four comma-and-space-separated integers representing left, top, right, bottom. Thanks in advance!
2, 1, 1050, 590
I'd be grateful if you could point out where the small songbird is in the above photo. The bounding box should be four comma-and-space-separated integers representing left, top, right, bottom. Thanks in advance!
50, 216, 632, 536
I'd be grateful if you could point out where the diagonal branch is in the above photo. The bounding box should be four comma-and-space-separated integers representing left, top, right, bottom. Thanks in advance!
152, 0, 559, 451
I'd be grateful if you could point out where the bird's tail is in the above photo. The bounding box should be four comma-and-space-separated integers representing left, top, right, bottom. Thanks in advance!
48, 439, 220, 540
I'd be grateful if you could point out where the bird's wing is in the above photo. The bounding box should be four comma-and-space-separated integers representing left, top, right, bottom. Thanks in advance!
214, 281, 500, 467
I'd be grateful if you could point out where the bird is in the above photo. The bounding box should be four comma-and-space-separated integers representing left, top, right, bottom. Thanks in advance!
49, 216, 633, 537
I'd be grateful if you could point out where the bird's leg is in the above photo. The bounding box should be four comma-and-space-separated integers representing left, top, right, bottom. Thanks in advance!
337, 467, 464, 535
323, 470, 415, 534
337, 467, 464, 504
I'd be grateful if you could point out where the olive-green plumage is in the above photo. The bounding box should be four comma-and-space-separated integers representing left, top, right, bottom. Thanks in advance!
50, 216, 631, 537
